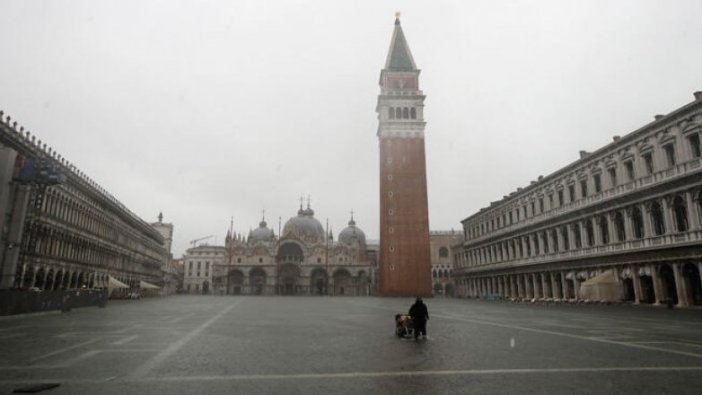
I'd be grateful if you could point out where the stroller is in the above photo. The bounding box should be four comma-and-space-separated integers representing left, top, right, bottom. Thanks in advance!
395, 314, 414, 338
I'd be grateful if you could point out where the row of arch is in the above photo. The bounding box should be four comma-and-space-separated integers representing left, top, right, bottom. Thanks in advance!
457, 262, 702, 307
41, 188, 162, 254
460, 191, 701, 267
17, 224, 162, 288
388, 107, 417, 120
197, 265, 371, 296
16, 265, 148, 296
466, 126, 702, 240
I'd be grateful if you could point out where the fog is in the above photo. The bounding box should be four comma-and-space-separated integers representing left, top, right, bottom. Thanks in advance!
1, 0, 701, 256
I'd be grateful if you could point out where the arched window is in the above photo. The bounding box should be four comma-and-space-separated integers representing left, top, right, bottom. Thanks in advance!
599, 216, 609, 244
631, 207, 644, 239
650, 201, 666, 236
551, 229, 559, 252
432, 269, 437, 278
403, 107, 409, 119
410, 108, 417, 119
518, 238, 524, 257
395, 108, 402, 119
614, 211, 626, 242
388, 107, 395, 119
585, 220, 595, 247
439, 246, 449, 258
673, 196, 688, 232
562, 225, 570, 250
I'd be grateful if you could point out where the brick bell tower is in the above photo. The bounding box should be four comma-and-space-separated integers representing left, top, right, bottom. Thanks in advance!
376, 14, 431, 297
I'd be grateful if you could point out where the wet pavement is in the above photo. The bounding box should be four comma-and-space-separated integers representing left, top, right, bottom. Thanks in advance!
1, 296, 702, 394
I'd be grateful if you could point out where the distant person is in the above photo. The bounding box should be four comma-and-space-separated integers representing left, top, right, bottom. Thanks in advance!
409, 297, 429, 340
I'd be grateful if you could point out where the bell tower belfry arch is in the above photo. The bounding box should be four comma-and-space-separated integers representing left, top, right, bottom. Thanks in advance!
376, 15, 432, 297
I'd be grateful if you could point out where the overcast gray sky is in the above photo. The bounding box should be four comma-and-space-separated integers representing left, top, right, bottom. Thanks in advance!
2, 0, 701, 257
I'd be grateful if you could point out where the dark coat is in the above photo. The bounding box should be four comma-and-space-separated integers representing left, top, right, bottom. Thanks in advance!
409, 301, 429, 323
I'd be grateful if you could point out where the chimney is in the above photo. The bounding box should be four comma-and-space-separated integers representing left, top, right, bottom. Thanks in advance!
694, 91, 702, 101
579, 150, 590, 159
654, 114, 665, 121
612, 135, 621, 142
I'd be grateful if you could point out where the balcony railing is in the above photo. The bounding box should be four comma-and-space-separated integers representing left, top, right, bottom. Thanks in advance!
456, 228, 702, 272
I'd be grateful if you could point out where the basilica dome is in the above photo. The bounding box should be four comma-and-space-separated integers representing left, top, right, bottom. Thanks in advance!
249, 218, 275, 244
338, 216, 366, 247
283, 204, 326, 243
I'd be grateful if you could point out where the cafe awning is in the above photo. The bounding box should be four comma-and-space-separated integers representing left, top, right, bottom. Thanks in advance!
107, 276, 129, 289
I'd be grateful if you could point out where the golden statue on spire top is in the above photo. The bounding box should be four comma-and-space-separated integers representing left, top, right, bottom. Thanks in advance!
395, 11, 401, 18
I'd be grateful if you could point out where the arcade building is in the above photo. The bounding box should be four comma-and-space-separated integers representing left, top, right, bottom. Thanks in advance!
453, 91, 702, 308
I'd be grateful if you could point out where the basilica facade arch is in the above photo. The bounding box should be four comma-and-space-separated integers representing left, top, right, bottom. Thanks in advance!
211, 204, 374, 296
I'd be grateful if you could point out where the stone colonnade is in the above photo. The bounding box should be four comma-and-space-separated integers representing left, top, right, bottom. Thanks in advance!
457, 261, 702, 308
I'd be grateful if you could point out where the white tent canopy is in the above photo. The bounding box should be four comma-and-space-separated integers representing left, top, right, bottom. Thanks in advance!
107, 276, 129, 289
139, 280, 161, 289
579, 270, 622, 302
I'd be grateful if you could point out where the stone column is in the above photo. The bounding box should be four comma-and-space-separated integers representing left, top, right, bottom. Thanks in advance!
567, 224, 576, 250
642, 203, 653, 238
593, 217, 602, 246
550, 272, 560, 299
546, 232, 554, 253
556, 226, 566, 252
514, 274, 524, 298
562, 272, 569, 299
528, 235, 536, 257
579, 221, 588, 248
541, 273, 550, 298
521, 237, 528, 258
529, 274, 537, 299
686, 190, 700, 230
632, 266, 642, 304
661, 197, 674, 234
607, 213, 616, 243
650, 264, 662, 305
624, 209, 634, 241
507, 241, 514, 260
537, 233, 545, 255
573, 275, 580, 300
673, 263, 689, 307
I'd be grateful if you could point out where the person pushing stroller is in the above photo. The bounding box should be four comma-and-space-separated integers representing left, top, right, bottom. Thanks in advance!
409, 297, 429, 340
